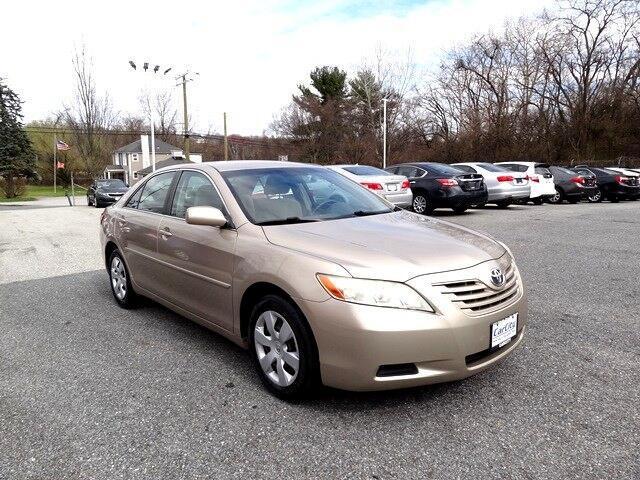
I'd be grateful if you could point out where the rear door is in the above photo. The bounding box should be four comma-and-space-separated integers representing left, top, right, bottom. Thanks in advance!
156, 170, 237, 331
118, 171, 177, 294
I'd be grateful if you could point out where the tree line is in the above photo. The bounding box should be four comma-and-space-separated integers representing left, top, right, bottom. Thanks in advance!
273, 0, 640, 167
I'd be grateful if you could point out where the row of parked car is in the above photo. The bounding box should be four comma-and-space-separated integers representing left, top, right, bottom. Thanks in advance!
328, 162, 640, 214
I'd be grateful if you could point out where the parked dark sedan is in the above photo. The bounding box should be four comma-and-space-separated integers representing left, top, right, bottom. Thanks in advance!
385, 162, 488, 214
547, 166, 598, 204
572, 166, 640, 202
87, 179, 129, 208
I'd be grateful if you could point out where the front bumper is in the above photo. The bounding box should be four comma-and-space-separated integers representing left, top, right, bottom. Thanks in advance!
300, 256, 527, 391
381, 190, 413, 208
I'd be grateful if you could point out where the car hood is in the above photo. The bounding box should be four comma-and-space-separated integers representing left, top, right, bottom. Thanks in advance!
263, 210, 505, 282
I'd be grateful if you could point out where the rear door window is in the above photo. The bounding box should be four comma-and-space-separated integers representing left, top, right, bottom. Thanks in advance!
396, 166, 419, 178
137, 172, 177, 214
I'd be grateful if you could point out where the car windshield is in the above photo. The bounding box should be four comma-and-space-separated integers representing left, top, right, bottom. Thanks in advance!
425, 163, 465, 175
97, 180, 126, 188
341, 165, 391, 176
222, 167, 394, 225
477, 163, 509, 172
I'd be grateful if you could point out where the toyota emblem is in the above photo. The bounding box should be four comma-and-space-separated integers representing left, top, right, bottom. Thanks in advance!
490, 268, 505, 287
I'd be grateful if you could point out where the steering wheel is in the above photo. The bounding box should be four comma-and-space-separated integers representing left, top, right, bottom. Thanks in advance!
312, 198, 339, 215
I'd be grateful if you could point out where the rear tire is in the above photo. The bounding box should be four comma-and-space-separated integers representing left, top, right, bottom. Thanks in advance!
532, 197, 544, 205
495, 199, 511, 208
248, 295, 320, 400
87, 196, 93, 206
608, 194, 619, 203
108, 249, 138, 309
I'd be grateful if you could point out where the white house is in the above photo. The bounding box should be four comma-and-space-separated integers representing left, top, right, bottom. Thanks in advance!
106, 135, 202, 185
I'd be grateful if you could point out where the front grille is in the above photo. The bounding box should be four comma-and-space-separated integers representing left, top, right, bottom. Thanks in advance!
435, 260, 519, 315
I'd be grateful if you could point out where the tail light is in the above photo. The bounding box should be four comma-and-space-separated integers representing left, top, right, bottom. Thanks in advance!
401, 179, 410, 189
570, 176, 585, 184
361, 182, 383, 190
496, 175, 514, 182
615, 175, 626, 185
437, 178, 458, 187
527, 175, 540, 183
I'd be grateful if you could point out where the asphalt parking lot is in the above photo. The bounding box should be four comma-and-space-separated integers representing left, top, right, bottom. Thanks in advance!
1, 201, 639, 479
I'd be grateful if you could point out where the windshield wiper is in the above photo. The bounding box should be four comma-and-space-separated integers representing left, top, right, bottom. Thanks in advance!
351, 210, 390, 217
257, 217, 321, 226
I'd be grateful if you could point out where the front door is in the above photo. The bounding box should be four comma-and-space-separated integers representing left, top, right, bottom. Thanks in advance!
156, 170, 237, 332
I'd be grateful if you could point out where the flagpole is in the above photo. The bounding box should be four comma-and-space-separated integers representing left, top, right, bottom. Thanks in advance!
53, 134, 57, 193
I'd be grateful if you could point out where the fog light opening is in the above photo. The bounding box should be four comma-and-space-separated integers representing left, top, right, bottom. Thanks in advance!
376, 363, 419, 378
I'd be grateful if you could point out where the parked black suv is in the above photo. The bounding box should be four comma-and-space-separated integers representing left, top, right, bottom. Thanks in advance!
547, 166, 597, 204
87, 179, 129, 208
572, 166, 640, 202
385, 162, 488, 214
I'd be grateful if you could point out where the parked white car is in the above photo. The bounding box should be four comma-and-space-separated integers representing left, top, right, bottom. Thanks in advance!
452, 162, 530, 207
495, 162, 556, 204
326, 164, 413, 208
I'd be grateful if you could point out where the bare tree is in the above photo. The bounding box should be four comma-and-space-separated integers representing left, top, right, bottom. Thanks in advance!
62, 45, 116, 175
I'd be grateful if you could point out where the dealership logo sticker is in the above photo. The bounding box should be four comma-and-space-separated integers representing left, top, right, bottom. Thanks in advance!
490, 268, 505, 287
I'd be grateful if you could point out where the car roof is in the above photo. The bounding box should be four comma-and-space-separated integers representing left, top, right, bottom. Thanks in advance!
150, 160, 323, 174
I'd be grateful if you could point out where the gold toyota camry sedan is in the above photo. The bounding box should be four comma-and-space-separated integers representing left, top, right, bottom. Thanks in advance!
100, 161, 526, 398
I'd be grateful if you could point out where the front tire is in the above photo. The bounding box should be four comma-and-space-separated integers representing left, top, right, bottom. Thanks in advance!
588, 188, 602, 203
548, 188, 563, 204
248, 295, 319, 400
412, 193, 433, 215
108, 249, 138, 308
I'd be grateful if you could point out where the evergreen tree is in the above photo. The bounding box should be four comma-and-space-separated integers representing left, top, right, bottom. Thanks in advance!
0, 78, 34, 198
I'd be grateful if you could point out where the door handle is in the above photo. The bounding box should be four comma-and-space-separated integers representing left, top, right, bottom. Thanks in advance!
160, 227, 173, 238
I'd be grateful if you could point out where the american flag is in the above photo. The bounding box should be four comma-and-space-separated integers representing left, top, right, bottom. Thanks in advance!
56, 140, 70, 151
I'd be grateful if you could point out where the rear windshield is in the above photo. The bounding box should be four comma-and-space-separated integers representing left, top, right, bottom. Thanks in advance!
554, 167, 576, 175
425, 163, 465, 175
477, 163, 509, 172
341, 165, 391, 176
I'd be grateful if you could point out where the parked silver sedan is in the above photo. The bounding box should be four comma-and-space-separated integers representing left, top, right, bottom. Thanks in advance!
327, 164, 413, 208
452, 162, 530, 207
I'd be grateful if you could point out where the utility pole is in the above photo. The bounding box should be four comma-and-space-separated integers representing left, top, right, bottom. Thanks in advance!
223, 112, 229, 161
382, 98, 388, 169
180, 74, 190, 162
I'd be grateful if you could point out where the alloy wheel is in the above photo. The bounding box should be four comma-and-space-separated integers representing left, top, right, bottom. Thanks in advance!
549, 189, 562, 204
254, 310, 300, 387
588, 189, 602, 202
413, 195, 427, 214
110, 256, 127, 300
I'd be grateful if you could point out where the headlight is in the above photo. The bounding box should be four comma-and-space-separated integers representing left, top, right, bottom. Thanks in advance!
317, 274, 434, 312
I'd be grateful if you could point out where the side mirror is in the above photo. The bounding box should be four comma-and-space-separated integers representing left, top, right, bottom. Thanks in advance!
186, 206, 227, 227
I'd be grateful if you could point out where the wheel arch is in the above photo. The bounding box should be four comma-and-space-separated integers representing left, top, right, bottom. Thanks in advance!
104, 240, 119, 270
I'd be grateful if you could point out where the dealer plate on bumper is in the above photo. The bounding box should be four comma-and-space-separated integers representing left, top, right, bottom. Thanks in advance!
491, 313, 518, 348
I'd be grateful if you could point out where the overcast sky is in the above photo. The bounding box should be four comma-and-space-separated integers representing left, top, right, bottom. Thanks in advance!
3, 0, 554, 136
